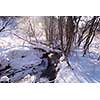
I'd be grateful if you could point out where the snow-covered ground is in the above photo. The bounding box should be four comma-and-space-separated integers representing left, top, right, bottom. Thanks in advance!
56, 35, 100, 83
0, 32, 48, 83
0, 32, 100, 83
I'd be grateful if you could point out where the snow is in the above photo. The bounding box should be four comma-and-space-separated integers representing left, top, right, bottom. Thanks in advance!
55, 58, 80, 83
0, 56, 9, 70
1, 31, 100, 83
69, 48, 100, 82
0, 33, 48, 82
55, 35, 100, 83
7, 50, 42, 69
39, 77, 49, 83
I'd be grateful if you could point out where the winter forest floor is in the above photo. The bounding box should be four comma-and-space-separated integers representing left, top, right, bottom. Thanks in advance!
0, 32, 100, 83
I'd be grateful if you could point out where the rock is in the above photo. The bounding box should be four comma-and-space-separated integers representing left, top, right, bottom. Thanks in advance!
0, 76, 10, 83
21, 74, 36, 83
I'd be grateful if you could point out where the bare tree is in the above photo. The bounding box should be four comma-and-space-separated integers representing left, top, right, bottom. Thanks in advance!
64, 16, 75, 57
0, 16, 16, 32
83, 16, 100, 56
58, 16, 65, 52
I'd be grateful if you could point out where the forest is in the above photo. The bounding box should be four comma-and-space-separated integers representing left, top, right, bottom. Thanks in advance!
0, 16, 100, 83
